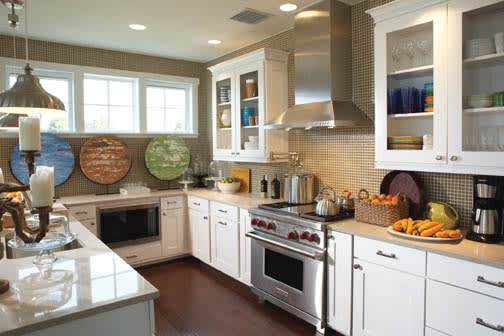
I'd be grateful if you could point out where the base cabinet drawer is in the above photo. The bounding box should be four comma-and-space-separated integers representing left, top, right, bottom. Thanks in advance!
68, 204, 96, 221
210, 201, 239, 221
80, 218, 98, 236
188, 196, 209, 212
428, 253, 504, 300
114, 241, 162, 265
426, 280, 504, 336
354, 236, 426, 276
161, 196, 185, 210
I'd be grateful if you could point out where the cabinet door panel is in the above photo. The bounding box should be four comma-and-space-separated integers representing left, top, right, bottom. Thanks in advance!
212, 215, 239, 278
327, 232, 353, 336
374, 4, 448, 167
239, 209, 252, 285
353, 260, 425, 336
188, 209, 210, 264
161, 208, 184, 257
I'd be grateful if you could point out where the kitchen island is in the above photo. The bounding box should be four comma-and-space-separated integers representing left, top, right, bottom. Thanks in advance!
0, 217, 159, 336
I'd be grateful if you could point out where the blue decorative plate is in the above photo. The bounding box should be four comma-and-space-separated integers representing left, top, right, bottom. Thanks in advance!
10, 133, 74, 186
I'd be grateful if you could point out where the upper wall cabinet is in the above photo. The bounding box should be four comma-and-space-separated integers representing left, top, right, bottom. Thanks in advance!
368, 0, 504, 176
208, 48, 289, 163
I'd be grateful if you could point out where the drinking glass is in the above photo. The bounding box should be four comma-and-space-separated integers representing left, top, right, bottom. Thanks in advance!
391, 44, 402, 71
402, 40, 416, 67
416, 39, 431, 66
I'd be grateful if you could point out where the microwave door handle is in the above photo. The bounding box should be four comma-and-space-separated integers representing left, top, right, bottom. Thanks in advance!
245, 232, 324, 261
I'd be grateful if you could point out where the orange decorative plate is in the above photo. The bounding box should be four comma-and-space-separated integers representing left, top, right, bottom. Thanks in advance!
80, 135, 132, 185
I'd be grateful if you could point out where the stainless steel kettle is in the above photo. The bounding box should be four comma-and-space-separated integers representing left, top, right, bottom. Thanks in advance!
315, 186, 340, 216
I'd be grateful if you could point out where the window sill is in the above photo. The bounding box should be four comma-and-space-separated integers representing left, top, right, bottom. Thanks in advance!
0, 130, 200, 139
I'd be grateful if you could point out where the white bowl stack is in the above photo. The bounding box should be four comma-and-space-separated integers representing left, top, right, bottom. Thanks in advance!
467, 94, 493, 108
243, 135, 259, 150
465, 38, 495, 59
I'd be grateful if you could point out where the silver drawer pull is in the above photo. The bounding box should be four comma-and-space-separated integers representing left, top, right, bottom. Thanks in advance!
218, 221, 227, 226
477, 276, 504, 288
125, 255, 138, 259
203, 216, 208, 220
193, 202, 200, 206
75, 211, 88, 215
89, 222, 95, 226
376, 250, 396, 259
476, 318, 504, 332
218, 209, 228, 213
166, 201, 177, 205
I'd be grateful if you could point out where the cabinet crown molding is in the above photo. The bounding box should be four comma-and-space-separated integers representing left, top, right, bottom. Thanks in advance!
366, 0, 447, 23
207, 48, 290, 73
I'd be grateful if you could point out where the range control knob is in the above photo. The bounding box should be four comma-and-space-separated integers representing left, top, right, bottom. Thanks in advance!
307, 233, 319, 242
299, 231, 309, 240
266, 222, 274, 230
251, 218, 258, 226
287, 231, 298, 240
257, 220, 265, 228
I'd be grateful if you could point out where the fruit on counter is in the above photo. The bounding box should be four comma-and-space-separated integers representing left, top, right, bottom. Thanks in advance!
219, 177, 239, 183
393, 218, 462, 238
362, 193, 398, 205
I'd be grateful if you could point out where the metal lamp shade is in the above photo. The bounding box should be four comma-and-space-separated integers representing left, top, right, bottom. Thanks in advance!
0, 112, 27, 129
0, 64, 65, 115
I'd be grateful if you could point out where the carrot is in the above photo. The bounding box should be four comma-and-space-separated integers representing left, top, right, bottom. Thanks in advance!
448, 230, 461, 238
418, 221, 439, 233
421, 224, 444, 237
406, 218, 414, 235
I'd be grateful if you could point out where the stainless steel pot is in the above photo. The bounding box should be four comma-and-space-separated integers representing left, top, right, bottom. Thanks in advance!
315, 186, 339, 216
281, 172, 314, 204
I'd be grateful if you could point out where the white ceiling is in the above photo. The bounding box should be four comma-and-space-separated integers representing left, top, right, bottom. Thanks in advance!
0, 0, 363, 63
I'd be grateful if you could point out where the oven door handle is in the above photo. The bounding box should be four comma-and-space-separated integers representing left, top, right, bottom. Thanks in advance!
246, 232, 325, 261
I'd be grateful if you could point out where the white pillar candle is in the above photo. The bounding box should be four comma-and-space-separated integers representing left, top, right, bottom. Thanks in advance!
30, 168, 53, 208
0, 168, 4, 184
19, 116, 41, 151
36, 166, 55, 200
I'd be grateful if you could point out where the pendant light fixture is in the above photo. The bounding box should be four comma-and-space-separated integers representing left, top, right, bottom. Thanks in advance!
0, 0, 65, 119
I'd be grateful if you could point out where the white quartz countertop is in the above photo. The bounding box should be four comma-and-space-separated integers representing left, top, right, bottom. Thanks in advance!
0, 218, 159, 336
58, 188, 281, 209
329, 219, 504, 270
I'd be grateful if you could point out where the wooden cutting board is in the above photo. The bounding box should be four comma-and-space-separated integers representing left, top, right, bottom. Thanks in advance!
231, 168, 250, 193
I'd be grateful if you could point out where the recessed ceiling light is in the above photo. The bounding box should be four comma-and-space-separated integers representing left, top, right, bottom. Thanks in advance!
208, 39, 222, 45
129, 24, 147, 31
280, 3, 298, 12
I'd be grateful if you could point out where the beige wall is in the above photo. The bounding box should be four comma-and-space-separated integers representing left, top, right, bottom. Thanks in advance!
0, 35, 209, 197
205, 0, 474, 227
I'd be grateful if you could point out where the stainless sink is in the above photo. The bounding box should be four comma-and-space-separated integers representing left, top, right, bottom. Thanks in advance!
3, 234, 84, 259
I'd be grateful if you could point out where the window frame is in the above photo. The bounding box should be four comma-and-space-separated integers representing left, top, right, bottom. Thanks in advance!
0, 57, 199, 138
5, 65, 75, 132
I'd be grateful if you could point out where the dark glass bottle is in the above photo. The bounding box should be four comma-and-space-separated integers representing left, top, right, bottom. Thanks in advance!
260, 175, 268, 198
271, 175, 280, 199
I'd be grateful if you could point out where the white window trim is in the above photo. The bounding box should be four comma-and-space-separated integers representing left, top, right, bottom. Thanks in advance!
0, 57, 200, 138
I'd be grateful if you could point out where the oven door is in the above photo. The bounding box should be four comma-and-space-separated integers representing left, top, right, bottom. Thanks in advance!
246, 231, 325, 319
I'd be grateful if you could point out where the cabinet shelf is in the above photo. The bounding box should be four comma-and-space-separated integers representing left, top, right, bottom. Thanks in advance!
242, 97, 258, 102
242, 125, 259, 129
463, 53, 504, 67
388, 112, 433, 119
218, 102, 231, 106
387, 65, 434, 79
463, 106, 504, 114
218, 127, 232, 131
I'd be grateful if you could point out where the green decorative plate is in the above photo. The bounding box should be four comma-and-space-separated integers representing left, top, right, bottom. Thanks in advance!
145, 135, 190, 181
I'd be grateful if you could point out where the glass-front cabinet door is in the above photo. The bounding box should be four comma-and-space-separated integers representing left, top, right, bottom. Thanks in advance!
448, 0, 504, 171
374, 5, 448, 168
235, 63, 264, 158
213, 72, 235, 157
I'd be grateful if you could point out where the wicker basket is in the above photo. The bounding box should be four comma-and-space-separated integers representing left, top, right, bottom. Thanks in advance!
355, 189, 409, 227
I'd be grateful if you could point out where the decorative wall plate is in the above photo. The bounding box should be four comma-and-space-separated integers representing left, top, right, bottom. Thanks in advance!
10, 133, 74, 186
145, 135, 190, 181
80, 135, 132, 185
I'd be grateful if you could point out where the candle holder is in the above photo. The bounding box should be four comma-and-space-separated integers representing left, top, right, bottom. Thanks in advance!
20, 150, 41, 177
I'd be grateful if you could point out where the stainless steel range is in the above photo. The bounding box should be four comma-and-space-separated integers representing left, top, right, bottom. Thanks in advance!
247, 202, 353, 335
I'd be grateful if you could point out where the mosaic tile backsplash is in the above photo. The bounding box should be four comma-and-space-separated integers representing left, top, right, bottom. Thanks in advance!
0, 0, 475, 227
205, 0, 475, 227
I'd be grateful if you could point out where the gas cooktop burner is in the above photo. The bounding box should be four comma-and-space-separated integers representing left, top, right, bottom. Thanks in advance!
258, 202, 354, 223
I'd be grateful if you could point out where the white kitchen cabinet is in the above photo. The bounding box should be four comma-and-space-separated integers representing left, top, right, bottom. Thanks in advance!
208, 48, 289, 163
352, 260, 425, 336
188, 208, 211, 264
68, 204, 97, 236
161, 207, 185, 257
211, 214, 239, 279
327, 232, 353, 336
368, 0, 504, 175
239, 208, 252, 285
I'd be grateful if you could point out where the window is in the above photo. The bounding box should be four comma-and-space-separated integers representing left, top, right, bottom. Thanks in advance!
84, 74, 137, 132
146, 81, 192, 133
7, 67, 73, 131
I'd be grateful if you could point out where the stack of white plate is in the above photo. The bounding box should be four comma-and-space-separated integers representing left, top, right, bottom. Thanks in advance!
465, 38, 495, 59
243, 135, 259, 150
219, 86, 231, 103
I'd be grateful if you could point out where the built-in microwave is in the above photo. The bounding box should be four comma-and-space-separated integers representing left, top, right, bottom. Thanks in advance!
98, 202, 160, 248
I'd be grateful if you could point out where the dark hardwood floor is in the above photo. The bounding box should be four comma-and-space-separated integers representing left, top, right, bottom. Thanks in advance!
139, 257, 340, 336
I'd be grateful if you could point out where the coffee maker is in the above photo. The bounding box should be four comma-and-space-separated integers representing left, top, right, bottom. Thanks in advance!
467, 176, 503, 244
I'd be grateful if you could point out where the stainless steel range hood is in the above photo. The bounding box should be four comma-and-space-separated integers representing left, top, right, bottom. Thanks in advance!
264, 0, 371, 129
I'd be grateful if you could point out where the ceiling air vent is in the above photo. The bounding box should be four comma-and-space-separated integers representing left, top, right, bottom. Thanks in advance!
230, 8, 271, 24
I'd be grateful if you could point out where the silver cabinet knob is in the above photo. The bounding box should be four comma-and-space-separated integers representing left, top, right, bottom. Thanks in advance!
203, 216, 208, 220
353, 264, 362, 270
327, 235, 334, 240
450, 155, 458, 161
435, 155, 443, 161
